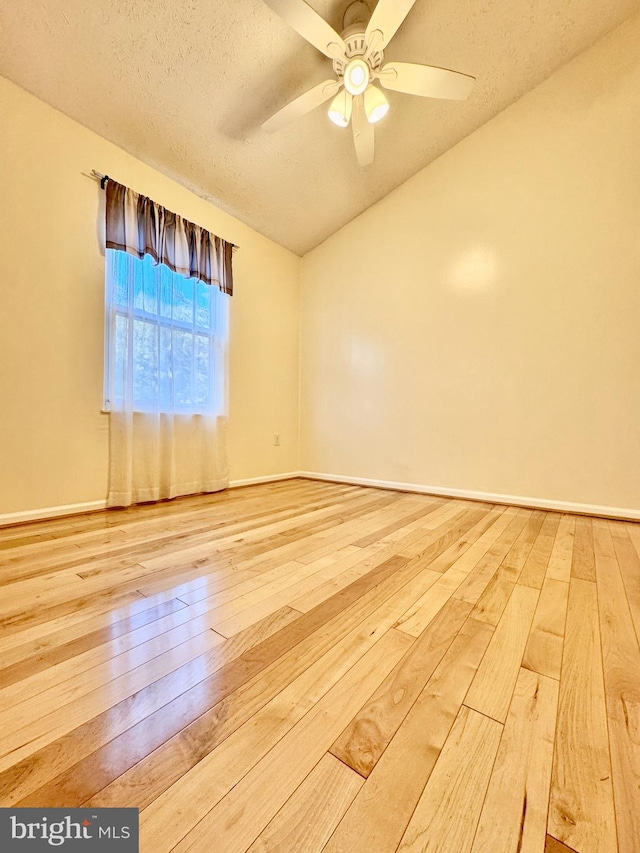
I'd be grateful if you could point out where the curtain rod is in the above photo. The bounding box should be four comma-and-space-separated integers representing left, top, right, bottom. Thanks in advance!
91, 169, 110, 189
89, 170, 238, 250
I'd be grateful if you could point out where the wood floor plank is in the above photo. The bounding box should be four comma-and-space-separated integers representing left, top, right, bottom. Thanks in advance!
0, 481, 636, 853
0, 586, 147, 636
626, 522, 640, 559
330, 597, 472, 777
471, 667, 559, 853
0, 584, 190, 657
0, 628, 227, 770
212, 492, 390, 552
211, 551, 375, 637
392, 511, 511, 637
397, 705, 503, 853
293, 505, 491, 616
571, 517, 596, 582
181, 555, 343, 627
522, 577, 569, 681
0, 596, 189, 685
470, 569, 516, 626
610, 523, 640, 646
0, 615, 225, 714
519, 513, 561, 589
141, 628, 412, 853
322, 617, 494, 853
0, 591, 255, 710
168, 556, 311, 607
421, 506, 506, 574
593, 521, 640, 852
288, 544, 408, 613
501, 511, 546, 580
136, 559, 248, 599
545, 835, 579, 853
206, 605, 301, 659
351, 500, 443, 547
547, 515, 576, 583
2, 505, 240, 579
125, 492, 383, 577
396, 507, 489, 564
245, 754, 363, 853
27, 560, 440, 811
453, 511, 531, 606
82, 569, 428, 812
465, 584, 539, 723
395, 504, 470, 555
548, 577, 617, 853
238, 495, 426, 574
185, 494, 388, 567
292, 498, 456, 568
433, 506, 521, 578
0, 553, 415, 806
393, 569, 466, 638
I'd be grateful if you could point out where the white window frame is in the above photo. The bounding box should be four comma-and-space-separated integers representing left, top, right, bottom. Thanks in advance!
103, 249, 226, 415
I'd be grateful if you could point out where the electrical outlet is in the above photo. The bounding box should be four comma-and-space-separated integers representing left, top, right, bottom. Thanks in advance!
274, 433, 280, 446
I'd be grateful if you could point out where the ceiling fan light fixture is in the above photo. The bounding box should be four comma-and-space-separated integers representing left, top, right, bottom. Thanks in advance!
343, 58, 370, 96
328, 90, 353, 127
364, 86, 389, 123
261, 0, 476, 166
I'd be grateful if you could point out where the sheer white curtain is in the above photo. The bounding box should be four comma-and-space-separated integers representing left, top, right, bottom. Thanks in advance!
105, 250, 229, 508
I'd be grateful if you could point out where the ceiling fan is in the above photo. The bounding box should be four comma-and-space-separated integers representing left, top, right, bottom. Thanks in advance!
261, 0, 476, 167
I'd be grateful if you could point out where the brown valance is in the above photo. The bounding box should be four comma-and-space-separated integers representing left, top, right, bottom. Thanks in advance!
105, 179, 234, 295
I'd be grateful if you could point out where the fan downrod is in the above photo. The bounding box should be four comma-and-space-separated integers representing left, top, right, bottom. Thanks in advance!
342, 0, 371, 31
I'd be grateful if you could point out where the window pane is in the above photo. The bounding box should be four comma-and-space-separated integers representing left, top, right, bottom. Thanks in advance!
105, 250, 227, 415
158, 326, 172, 410
160, 265, 173, 319
195, 281, 211, 329
113, 313, 128, 404
172, 329, 193, 408
195, 335, 210, 406
114, 253, 129, 307
131, 256, 158, 315
133, 319, 158, 408
173, 276, 194, 324
142, 261, 158, 315
132, 257, 145, 312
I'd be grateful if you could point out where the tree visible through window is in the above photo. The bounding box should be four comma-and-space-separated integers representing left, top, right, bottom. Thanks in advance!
104, 249, 228, 414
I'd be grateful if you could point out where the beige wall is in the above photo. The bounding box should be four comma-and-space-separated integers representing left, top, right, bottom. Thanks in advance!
0, 77, 300, 517
300, 14, 640, 513
3, 11, 640, 520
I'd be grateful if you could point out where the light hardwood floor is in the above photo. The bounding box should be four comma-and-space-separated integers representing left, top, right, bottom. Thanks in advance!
0, 479, 638, 853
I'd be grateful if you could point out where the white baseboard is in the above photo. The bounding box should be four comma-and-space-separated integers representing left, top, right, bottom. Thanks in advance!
0, 475, 301, 528
229, 472, 300, 488
0, 475, 301, 527
3, 471, 637, 527
298, 471, 640, 522
0, 500, 109, 528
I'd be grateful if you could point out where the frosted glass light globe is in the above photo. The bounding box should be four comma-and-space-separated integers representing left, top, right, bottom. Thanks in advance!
344, 59, 370, 96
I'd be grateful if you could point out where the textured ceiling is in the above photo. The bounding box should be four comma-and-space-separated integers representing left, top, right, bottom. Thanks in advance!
1, 0, 639, 254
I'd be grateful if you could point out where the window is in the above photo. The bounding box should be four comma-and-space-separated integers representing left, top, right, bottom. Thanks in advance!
104, 249, 228, 414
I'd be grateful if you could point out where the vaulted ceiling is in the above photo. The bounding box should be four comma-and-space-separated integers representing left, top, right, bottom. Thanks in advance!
1, 0, 638, 254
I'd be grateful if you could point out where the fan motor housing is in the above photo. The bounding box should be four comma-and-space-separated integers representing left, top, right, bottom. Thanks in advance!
333, 24, 384, 78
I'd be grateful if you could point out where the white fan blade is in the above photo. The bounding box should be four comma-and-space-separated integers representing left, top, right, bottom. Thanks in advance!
351, 94, 374, 167
365, 0, 418, 50
262, 79, 341, 132
263, 0, 346, 59
378, 61, 475, 100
